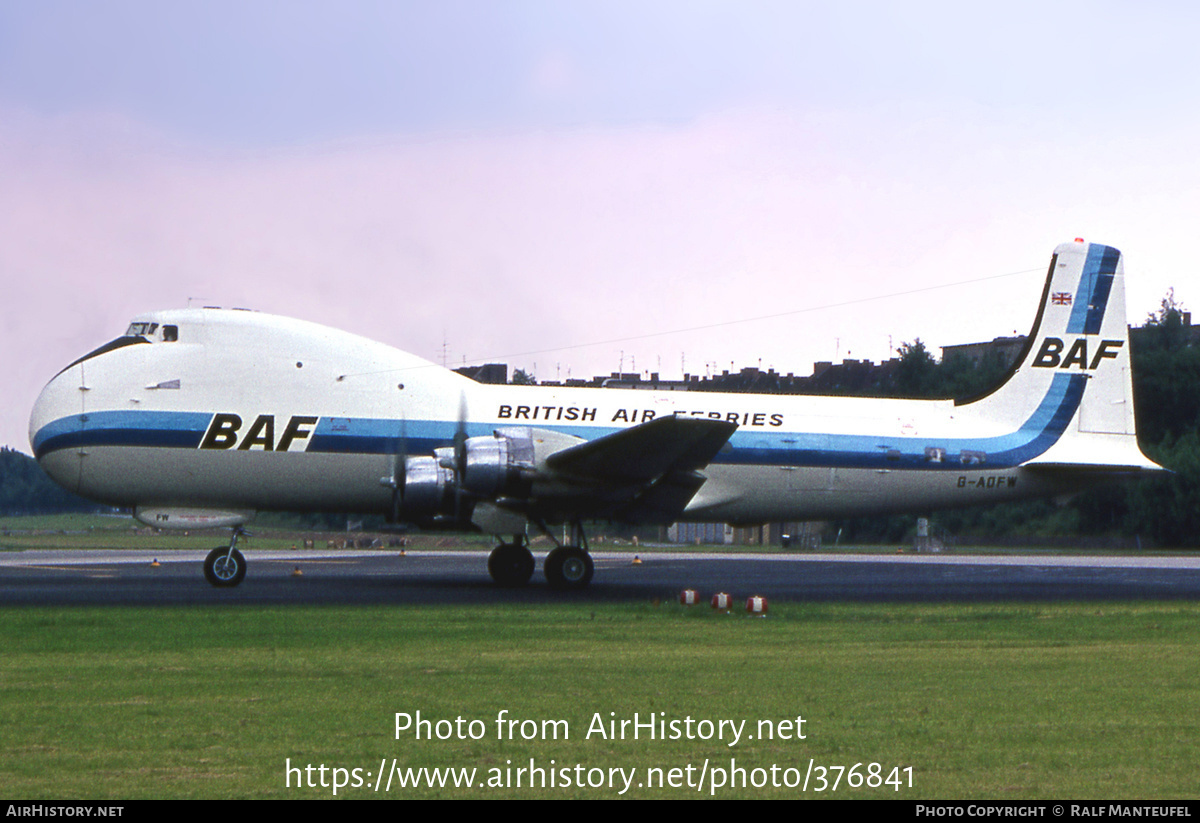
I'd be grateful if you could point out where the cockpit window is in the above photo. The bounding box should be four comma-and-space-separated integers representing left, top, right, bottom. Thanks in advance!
125, 322, 159, 337
163, 325, 178, 342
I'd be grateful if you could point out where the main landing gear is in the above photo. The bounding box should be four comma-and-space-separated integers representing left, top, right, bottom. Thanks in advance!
486, 522, 594, 590
204, 527, 248, 588
544, 544, 593, 590
488, 536, 536, 587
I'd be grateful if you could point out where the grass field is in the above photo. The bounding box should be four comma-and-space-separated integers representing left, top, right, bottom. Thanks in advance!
2, 600, 1197, 799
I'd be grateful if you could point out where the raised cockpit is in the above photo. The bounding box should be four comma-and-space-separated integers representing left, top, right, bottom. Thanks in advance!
125, 322, 179, 342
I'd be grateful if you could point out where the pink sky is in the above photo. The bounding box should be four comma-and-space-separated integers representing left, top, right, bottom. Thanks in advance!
6, 103, 1196, 451
4, 3, 1200, 452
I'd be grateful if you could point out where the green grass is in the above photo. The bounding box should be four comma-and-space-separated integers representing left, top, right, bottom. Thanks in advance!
2, 602, 1197, 799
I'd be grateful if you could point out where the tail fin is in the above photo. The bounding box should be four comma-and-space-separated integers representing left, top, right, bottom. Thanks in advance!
961, 239, 1161, 472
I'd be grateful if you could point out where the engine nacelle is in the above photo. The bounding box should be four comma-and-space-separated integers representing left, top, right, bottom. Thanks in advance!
399, 455, 452, 512
391, 430, 535, 522
462, 432, 534, 496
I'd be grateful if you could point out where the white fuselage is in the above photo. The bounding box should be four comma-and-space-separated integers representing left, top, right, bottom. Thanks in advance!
29, 308, 1077, 527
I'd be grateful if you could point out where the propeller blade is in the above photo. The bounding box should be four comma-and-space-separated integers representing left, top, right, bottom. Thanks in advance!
387, 413, 408, 522
453, 393, 468, 468
453, 393, 468, 522
397, 412, 408, 487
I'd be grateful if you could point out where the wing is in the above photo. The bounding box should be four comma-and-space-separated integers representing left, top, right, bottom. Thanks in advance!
526, 416, 737, 523
546, 415, 736, 482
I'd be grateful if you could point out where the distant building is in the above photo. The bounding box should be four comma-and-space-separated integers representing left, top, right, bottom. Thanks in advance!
805, 358, 900, 395
668, 521, 823, 547
940, 336, 1026, 369
554, 371, 693, 390
453, 363, 508, 384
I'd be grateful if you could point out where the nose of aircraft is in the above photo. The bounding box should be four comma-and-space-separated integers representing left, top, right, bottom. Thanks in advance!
28, 365, 84, 490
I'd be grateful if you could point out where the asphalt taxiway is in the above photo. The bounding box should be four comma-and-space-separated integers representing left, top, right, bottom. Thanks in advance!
2, 548, 1200, 605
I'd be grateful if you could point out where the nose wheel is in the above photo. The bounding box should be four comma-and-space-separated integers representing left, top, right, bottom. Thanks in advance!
204, 527, 248, 588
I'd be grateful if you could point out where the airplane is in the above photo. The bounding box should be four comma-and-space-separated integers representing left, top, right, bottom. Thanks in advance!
29, 239, 1162, 590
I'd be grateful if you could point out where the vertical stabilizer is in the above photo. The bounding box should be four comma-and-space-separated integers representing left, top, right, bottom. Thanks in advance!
961, 240, 1160, 471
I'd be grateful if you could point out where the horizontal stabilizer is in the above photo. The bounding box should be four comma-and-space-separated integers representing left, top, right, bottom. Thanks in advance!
1019, 429, 1164, 474
545, 416, 736, 484
1023, 461, 1165, 476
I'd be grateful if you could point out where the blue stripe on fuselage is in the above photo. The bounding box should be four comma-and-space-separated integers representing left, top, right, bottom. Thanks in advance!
710, 372, 1084, 470
32, 373, 1086, 471
32, 411, 212, 459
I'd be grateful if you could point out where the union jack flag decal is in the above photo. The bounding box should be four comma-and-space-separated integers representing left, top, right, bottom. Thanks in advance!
1052, 292, 1073, 306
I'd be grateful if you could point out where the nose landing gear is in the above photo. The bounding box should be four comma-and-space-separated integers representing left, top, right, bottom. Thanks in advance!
204, 527, 248, 588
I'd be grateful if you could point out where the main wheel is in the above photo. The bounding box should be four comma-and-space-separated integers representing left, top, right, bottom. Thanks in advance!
488, 543, 535, 587
543, 546, 594, 590
204, 547, 246, 588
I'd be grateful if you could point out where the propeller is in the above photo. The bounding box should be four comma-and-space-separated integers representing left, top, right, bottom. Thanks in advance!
390, 392, 475, 526
452, 393, 469, 523
384, 413, 408, 523
395, 414, 409, 521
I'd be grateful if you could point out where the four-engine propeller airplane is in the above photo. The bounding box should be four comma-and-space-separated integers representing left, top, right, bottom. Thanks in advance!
30, 240, 1161, 590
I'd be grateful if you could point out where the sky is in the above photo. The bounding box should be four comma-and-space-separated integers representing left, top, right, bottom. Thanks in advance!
4, 0, 1200, 451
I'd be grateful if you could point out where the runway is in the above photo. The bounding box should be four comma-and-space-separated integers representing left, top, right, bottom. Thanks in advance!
3, 548, 1200, 605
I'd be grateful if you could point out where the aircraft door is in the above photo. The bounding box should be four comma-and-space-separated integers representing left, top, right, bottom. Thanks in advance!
783, 466, 801, 493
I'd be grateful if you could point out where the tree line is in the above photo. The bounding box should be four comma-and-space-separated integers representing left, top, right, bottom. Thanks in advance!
0, 447, 101, 515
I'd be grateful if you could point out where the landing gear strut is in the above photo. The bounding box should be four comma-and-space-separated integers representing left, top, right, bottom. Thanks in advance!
488, 535, 535, 587
542, 520, 594, 591
204, 526, 248, 588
